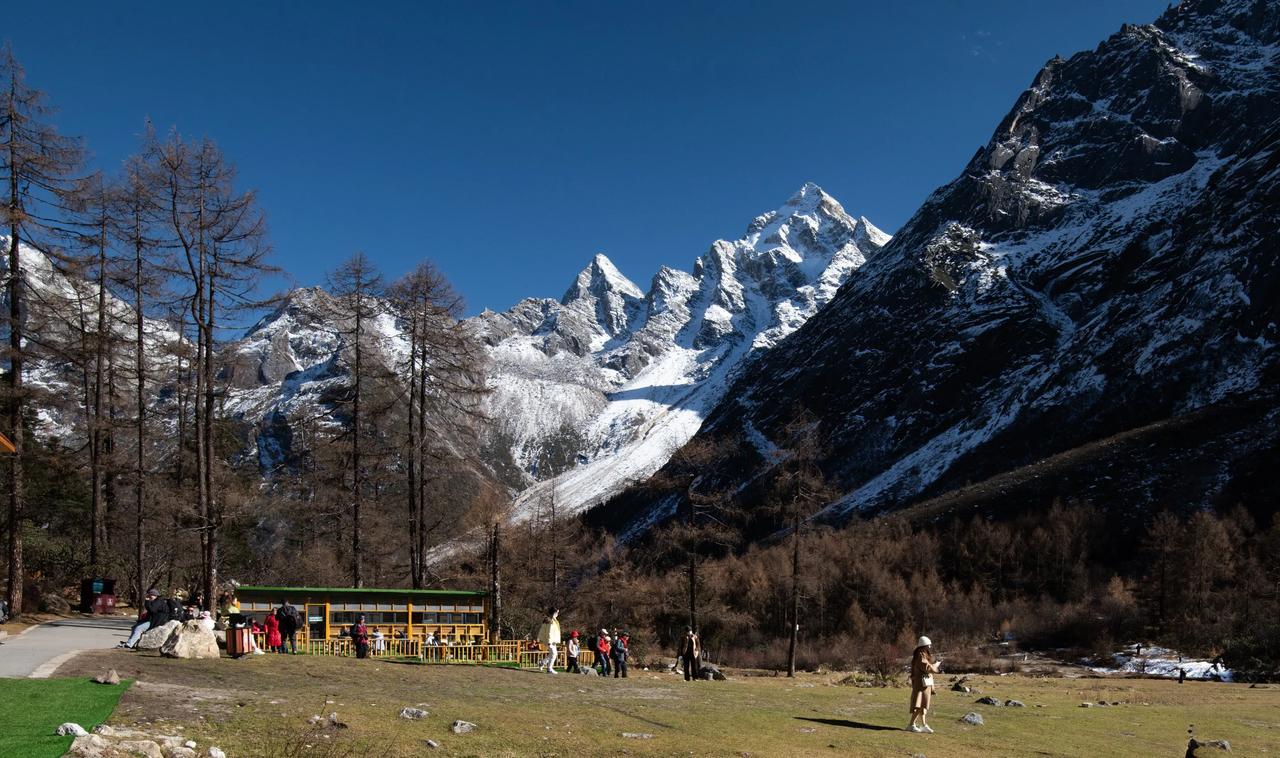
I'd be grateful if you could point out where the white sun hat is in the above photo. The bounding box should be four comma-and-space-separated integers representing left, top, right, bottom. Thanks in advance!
918, 636, 932, 647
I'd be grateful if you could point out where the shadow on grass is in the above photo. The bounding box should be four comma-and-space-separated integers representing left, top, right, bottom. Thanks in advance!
795, 717, 900, 732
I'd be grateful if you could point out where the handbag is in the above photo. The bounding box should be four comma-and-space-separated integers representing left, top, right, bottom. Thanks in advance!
922, 676, 934, 687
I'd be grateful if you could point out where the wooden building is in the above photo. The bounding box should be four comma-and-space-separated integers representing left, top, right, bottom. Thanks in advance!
237, 585, 488, 643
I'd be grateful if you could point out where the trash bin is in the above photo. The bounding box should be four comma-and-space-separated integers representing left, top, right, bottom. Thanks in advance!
226, 626, 253, 658
79, 578, 117, 614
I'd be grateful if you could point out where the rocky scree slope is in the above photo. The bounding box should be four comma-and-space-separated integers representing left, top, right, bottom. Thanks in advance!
594, 0, 1280, 538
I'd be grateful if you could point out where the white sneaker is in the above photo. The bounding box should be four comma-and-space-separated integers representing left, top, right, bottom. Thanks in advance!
548, 668, 557, 674
921, 725, 934, 734
908, 724, 923, 733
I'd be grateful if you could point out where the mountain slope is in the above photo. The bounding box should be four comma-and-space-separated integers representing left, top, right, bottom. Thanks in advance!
472, 184, 889, 516
594, 0, 1280, 537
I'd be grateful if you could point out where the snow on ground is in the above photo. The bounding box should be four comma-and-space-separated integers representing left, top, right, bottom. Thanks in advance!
1087, 645, 1234, 682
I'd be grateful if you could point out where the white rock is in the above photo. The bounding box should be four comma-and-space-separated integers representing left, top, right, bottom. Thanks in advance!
119, 740, 164, 758
56, 723, 89, 737
400, 707, 429, 719
450, 720, 476, 734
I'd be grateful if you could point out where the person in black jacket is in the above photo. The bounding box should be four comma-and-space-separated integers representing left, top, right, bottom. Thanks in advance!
611, 631, 630, 678
146, 591, 173, 628
278, 601, 301, 654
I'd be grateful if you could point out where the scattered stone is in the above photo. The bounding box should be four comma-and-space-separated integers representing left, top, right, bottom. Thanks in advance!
67, 734, 109, 757
581, 667, 598, 676
1097, 701, 1110, 707
206, 749, 227, 758
56, 723, 89, 737
425, 739, 441, 749
975, 696, 1002, 706
960, 712, 985, 726
92, 669, 121, 685
451, 720, 477, 734
137, 621, 182, 650
161, 621, 220, 660
699, 663, 727, 681
119, 740, 164, 758
166, 748, 198, 758
183, 741, 197, 750
951, 682, 971, 693
1080, 702, 1094, 708
93, 725, 117, 736
327, 713, 347, 729
621, 732, 654, 739
1005, 699, 1026, 707
1187, 738, 1232, 755
400, 707, 429, 720
797, 727, 816, 734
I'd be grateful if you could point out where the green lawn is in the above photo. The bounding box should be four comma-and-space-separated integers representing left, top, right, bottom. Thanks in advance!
53, 651, 1280, 757
0, 678, 132, 758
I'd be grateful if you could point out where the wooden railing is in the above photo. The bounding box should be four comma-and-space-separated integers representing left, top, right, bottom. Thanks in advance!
249, 632, 555, 666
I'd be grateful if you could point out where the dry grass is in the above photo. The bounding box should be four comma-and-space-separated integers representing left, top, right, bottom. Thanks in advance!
54, 650, 1280, 757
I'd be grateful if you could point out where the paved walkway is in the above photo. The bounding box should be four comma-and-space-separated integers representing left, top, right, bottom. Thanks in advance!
0, 616, 133, 678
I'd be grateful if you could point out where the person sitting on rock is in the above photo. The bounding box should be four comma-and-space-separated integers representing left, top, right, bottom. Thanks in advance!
120, 588, 160, 649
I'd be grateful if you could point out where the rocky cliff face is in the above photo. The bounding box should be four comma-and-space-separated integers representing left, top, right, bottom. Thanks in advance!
473, 184, 889, 517
595, 0, 1280, 537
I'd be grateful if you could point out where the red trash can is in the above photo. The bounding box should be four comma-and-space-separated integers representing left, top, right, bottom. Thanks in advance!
226, 627, 252, 658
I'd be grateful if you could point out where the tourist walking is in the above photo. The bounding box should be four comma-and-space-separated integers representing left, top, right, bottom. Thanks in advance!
908, 636, 940, 733
353, 615, 371, 659
264, 609, 283, 653
278, 600, 301, 654
612, 631, 630, 678
595, 628, 612, 676
680, 627, 701, 681
537, 608, 561, 674
566, 630, 582, 673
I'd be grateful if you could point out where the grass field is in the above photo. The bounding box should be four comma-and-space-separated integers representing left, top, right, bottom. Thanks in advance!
0, 677, 132, 758
54, 651, 1280, 757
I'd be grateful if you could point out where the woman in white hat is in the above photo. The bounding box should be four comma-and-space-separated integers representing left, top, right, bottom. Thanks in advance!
908, 635, 940, 733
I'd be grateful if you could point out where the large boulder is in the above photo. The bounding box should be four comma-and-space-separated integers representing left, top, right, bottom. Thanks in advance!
699, 663, 726, 681
41, 593, 72, 614
161, 621, 220, 660
137, 621, 180, 651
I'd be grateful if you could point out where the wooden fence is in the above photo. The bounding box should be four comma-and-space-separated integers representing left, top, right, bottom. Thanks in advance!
250, 632, 572, 668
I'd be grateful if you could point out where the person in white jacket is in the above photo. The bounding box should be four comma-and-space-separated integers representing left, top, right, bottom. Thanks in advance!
566, 630, 582, 673
537, 608, 561, 674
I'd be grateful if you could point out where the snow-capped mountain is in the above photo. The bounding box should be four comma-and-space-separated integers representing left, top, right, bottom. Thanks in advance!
0, 238, 184, 442
472, 183, 888, 517
204, 184, 885, 500
596, 0, 1280, 537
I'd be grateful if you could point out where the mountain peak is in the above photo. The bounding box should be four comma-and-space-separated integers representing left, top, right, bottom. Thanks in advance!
562, 253, 644, 305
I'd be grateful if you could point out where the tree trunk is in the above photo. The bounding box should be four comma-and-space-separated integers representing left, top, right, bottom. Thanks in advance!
406, 315, 420, 588
787, 507, 801, 677
134, 232, 147, 606
351, 290, 363, 588
489, 519, 502, 642
5, 221, 24, 618
89, 215, 109, 571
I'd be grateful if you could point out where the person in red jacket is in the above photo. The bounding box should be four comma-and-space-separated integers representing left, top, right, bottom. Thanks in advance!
595, 629, 612, 676
264, 609, 283, 653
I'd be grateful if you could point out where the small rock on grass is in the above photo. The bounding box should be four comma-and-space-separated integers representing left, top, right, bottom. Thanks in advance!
975, 696, 1002, 706
451, 720, 476, 734
56, 723, 89, 737
207, 748, 227, 758
400, 707, 429, 720
1005, 699, 1026, 707
425, 739, 441, 749
118, 740, 163, 758
92, 669, 121, 685
960, 712, 985, 726
621, 732, 654, 739
1188, 738, 1232, 754
1080, 702, 1094, 708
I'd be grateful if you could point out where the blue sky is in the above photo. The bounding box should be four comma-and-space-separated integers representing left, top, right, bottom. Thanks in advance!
8, 1, 1170, 318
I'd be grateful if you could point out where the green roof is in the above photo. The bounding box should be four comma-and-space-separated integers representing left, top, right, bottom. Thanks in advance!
238, 585, 486, 598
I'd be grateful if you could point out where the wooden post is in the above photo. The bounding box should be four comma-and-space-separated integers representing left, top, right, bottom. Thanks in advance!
407, 599, 414, 640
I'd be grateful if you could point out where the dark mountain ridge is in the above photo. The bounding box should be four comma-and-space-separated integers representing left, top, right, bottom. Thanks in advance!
592, 0, 1280, 539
